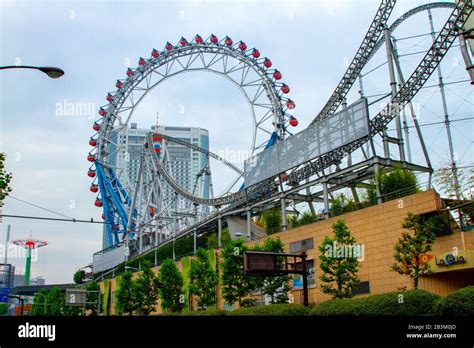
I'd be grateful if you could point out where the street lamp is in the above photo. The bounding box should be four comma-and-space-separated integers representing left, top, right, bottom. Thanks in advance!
234, 232, 259, 242
0, 65, 64, 79
124, 266, 140, 272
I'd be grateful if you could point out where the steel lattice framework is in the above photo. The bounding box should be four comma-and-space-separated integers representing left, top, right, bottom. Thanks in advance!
285, 0, 472, 185
89, 0, 472, 255
88, 35, 298, 245
310, 0, 397, 124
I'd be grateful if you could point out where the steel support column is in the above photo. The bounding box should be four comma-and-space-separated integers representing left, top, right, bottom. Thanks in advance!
280, 195, 287, 231
246, 209, 252, 240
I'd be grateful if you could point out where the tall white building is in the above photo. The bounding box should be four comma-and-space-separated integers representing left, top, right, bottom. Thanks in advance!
104, 123, 210, 248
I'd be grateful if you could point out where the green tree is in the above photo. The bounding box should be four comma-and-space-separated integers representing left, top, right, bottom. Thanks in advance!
434, 162, 472, 199
261, 209, 281, 234
85, 281, 101, 316
115, 271, 136, 315
45, 288, 65, 315
206, 227, 231, 249
0, 303, 8, 316
134, 261, 160, 315
73, 270, 86, 285
391, 213, 437, 289
31, 289, 48, 316
0, 153, 12, 207
158, 259, 184, 313
189, 248, 218, 309
331, 193, 357, 215
297, 211, 318, 227
365, 167, 419, 203
255, 238, 292, 304
319, 220, 361, 299
221, 239, 255, 307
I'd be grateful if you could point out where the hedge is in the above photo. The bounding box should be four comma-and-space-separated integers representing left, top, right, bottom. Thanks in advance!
310, 290, 440, 316
437, 285, 474, 316
231, 304, 311, 316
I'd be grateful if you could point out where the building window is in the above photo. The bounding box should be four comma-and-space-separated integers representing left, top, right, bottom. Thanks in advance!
291, 259, 316, 288
289, 238, 314, 253
353, 281, 370, 295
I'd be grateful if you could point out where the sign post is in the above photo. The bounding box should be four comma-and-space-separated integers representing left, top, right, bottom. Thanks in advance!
243, 251, 309, 307
0, 287, 12, 303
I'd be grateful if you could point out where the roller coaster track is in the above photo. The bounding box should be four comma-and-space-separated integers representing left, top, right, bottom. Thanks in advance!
310, 0, 397, 124
156, 133, 242, 175
287, 0, 472, 184
149, 1, 471, 207
366, 2, 456, 62
148, 132, 249, 206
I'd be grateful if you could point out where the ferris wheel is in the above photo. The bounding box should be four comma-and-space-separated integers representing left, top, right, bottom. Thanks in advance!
87, 34, 298, 247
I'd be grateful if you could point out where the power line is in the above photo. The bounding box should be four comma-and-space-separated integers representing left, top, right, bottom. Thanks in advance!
365, 79, 470, 98
387, 117, 474, 131
0, 214, 108, 225
7, 195, 74, 220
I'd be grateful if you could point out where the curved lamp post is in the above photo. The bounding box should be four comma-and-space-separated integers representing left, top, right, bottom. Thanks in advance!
0, 65, 64, 79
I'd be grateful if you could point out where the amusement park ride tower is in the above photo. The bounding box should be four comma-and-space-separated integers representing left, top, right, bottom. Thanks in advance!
11, 236, 47, 286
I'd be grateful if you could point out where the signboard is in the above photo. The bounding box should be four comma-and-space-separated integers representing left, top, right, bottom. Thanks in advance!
428, 250, 474, 274
244, 252, 280, 275
244, 98, 369, 187
65, 289, 87, 306
243, 251, 309, 306
0, 287, 12, 303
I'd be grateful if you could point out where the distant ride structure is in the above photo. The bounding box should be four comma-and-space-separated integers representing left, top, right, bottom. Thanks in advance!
11, 237, 47, 286
88, 34, 299, 247
89, 0, 473, 273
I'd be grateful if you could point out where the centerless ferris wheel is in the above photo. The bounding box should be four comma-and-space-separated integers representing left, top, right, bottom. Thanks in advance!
87, 34, 299, 247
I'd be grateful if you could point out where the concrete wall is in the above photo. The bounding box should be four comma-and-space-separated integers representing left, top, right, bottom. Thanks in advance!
100, 190, 474, 313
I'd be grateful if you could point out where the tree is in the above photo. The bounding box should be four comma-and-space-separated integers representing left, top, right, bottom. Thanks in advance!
221, 239, 255, 307
254, 238, 292, 304
319, 220, 360, 299
45, 288, 65, 315
206, 227, 231, 249
434, 162, 473, 199
85, 281, 101, 316
158, 259, 184, 313
365, 167, 419, 203
73, 270, 86, 285
115, 271, 136, 315
134, 261, 160, 315
289, 211, 318, 228
0, 153, 12, 207
189, 248, 218, 309
391, 213, 437, 289
261, 209, 281, 234
31, 289, 48, 316
331, 193, 357, 215
0, 303, 8, 316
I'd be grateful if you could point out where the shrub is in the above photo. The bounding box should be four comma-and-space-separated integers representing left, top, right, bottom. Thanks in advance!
437, 286, 474, 316
231, 304, 310, 316
310, 290, 439, 316
0, 303, 8, 316
309, 298, 363, 316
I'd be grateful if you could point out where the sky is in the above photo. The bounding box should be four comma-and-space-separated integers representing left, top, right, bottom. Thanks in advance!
0, 0, 472, 284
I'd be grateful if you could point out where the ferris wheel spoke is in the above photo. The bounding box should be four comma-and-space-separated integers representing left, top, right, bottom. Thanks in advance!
90, 35, 300, 245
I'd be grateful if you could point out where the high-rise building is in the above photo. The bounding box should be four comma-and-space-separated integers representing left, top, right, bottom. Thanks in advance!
104, 123, 210, 248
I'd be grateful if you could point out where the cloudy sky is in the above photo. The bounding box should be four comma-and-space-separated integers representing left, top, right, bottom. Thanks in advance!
0, 0, 472, 284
